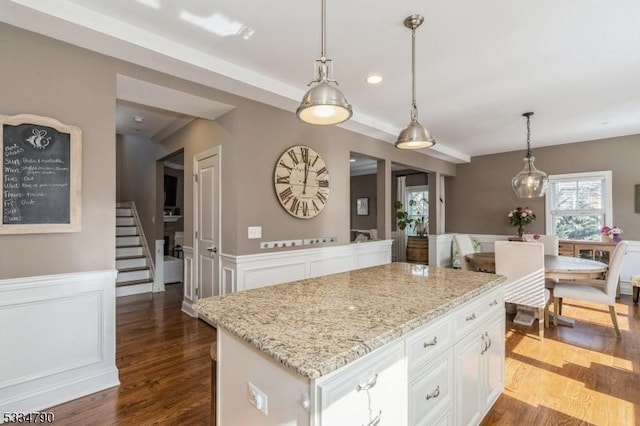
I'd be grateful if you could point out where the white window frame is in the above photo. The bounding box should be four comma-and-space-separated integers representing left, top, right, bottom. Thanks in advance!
405, 185, 428, 236
544, 170, 613, 238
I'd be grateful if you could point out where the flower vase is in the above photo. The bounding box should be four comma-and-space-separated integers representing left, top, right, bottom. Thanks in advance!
612, 233, 622, 243
517, 224, 525, 238
601, 234, 611, 242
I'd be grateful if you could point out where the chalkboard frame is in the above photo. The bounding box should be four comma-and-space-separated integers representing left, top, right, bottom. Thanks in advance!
1, 114, 82, 234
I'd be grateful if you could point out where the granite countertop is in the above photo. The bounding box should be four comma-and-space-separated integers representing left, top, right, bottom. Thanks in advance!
197, 263, 505, 379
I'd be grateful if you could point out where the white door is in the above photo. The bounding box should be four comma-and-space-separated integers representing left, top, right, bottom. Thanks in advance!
195, 148, 220, 299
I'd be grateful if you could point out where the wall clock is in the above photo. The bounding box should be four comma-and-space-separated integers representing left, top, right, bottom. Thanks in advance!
274, 145, 330, 219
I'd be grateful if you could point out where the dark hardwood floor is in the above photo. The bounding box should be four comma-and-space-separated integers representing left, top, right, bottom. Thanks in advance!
49, 283, 216, 425
47, 284, 638, 425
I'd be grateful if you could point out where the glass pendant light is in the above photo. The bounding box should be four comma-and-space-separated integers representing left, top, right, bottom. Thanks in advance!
395, 14, 435, 150
512, 112, 549, 198
296, 0, 352, 125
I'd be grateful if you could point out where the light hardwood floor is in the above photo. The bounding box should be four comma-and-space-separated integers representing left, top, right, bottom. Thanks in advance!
48, 284, 638, 425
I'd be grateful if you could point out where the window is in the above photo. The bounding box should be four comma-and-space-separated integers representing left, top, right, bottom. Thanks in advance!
405, 185, 428, 236
545, 171, 612, 240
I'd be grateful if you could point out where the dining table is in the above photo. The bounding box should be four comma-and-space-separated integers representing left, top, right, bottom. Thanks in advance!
465, 252, 609, 327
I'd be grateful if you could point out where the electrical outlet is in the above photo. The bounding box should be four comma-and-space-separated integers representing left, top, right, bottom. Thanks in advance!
248, 382, 268, 415
260, 239, 303, 249
248, 226, 262, 239
303, 237, 337, 245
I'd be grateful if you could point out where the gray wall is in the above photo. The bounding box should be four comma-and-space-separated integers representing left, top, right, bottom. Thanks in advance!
350, 174, 377, 231
447, 134, 640, 240
0, 21, 457, 282
0, 24, 116, 279
118, 134, 166, 251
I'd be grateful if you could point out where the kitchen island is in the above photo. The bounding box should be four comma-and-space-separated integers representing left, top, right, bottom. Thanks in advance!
198, 263, 506, 425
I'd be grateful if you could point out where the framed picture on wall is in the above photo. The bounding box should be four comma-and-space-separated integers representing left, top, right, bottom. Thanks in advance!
635, 184, 640, 213
356, 197, 369, 216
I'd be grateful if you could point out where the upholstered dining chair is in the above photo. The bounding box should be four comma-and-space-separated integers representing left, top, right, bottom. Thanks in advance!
524, 234, 560, 295
495, 241, 550, 340
453, 234, 475, 271
553, 241, 629, 339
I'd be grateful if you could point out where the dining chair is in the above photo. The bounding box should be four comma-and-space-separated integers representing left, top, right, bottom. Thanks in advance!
495, 241, 550, 341
523, 233, 559, 255
453, 234, 475, 271
553, 241, 629, 339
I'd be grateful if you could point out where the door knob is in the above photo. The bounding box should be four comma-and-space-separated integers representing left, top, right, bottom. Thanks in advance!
207, 247, 217, 253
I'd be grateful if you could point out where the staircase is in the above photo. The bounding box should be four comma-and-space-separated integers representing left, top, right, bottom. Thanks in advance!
116, 203, 155, 297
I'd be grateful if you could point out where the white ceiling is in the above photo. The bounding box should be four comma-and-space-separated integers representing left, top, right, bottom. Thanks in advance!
4, 0, 640, 163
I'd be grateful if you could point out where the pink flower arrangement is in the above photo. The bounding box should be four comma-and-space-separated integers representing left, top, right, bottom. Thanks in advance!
508, 207, 536, 237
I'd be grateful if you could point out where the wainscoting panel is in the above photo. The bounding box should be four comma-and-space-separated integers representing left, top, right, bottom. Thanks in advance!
219, 240, 393, 294
0, 270, 119, 413
181, 246, 195, 317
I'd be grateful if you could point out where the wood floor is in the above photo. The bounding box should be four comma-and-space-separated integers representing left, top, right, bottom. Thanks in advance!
483, 296, 640, 425
47, 285, 639, 425
48, 283, 216, 425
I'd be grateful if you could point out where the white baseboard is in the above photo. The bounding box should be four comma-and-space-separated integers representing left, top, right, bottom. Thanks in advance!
0, 270, 119, 414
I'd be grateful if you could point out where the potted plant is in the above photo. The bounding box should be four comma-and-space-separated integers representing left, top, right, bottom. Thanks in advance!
394, 200, 429, 263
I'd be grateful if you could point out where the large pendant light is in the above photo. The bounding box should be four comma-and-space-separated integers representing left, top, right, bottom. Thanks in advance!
511, 112, 549, 198
395, 14, 435, 150
296, 0, 352, 125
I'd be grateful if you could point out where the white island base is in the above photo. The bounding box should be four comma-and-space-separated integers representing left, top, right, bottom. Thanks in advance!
215, 285, 505, 426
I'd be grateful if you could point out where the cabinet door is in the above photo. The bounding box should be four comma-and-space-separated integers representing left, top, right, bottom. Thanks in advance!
454, 332, 483, 426
483, 313, 505, 412
316, 341, 406, 426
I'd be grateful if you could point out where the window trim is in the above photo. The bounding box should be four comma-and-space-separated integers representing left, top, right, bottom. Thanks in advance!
544, 170, 613, 237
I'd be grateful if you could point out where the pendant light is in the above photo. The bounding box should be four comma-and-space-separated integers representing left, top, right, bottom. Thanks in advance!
395, 14, 435, 150
511, 112, 549, 198
296, 0, 352, 125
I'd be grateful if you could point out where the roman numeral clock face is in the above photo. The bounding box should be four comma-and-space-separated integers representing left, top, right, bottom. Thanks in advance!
274, 145, 330, 219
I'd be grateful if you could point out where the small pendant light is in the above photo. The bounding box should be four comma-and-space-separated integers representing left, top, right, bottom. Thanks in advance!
395, 14, 435, 150
511, 112, 549, 198
296, 0, 352, 125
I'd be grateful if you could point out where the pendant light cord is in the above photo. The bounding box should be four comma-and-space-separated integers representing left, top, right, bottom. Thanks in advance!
410, 25, 418, 123
320, 0, 326, 60
522, 112, 534, 159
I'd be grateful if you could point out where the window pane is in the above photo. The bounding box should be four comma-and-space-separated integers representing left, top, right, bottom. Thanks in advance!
554, 215, 602, 240
576, 180, 602, 209
554, 181, 577, 210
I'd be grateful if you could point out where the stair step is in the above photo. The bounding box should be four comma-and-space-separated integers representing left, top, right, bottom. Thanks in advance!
116, 217, 135, 226
116, 236, 140, 247
115, 278, 153, 287
117, 268, 151, 283
116, 246, 143, 257
116, 257, 147, 269
115, 280, 153, 297
116, 208, 133, 216
116, 226, 138, 236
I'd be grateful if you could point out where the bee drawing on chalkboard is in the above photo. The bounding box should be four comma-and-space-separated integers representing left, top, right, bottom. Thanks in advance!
25, 128, 51, 150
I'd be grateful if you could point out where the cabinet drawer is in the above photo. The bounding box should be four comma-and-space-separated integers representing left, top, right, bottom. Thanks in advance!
315, 340, 407, 426
454, 288, 504, 341
409, 349, 453, 426
406, 314, 453, 372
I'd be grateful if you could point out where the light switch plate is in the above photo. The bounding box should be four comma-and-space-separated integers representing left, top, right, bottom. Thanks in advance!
248, 226, 262, 239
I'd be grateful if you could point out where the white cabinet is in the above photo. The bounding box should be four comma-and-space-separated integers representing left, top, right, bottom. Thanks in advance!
454, 311, 505, 426
408, 348, 454, 425
314, 340, 407, 426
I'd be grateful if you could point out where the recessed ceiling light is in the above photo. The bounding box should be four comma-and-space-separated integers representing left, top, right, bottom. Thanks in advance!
601, 121, 610, 126
366, 75, 383, 84
349, 158, 357, 162
132, 116, 145, 123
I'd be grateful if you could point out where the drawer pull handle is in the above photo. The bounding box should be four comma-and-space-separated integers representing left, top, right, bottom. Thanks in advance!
363, 411, 382, 426
356, 373, 378, 392
425, 385, 441, 400
423, 336, 438, 348
489, 299, 498, 307
466, 313, 477, 321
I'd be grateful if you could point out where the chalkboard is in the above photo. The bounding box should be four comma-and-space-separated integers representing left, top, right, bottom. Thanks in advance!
1, 114, 81, 234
